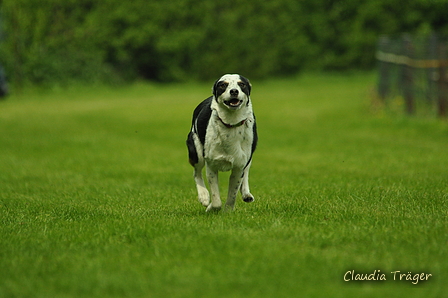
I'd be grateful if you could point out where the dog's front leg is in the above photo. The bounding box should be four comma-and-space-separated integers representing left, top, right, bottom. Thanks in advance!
240, 161, 254, 203
194, 163, 210, 207
206, 165, 221, 212
225, 168, 244, 211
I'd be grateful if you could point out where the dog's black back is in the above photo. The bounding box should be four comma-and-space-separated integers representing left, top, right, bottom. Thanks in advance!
187, 96, 212, 166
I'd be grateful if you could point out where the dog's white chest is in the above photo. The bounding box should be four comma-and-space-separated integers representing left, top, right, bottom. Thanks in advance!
204, 119, 253, 172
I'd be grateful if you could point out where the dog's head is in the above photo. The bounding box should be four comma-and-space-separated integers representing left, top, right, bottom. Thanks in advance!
213, 74, 251, 110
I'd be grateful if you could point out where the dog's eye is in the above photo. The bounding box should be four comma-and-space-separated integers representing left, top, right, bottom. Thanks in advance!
238, 82, 246, 88
219, 83, 228, 90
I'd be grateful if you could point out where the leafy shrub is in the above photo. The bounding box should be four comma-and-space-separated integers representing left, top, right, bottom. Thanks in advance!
0, 0, 446, 86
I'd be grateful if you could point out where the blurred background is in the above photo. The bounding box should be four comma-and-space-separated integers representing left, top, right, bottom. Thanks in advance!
0, 0, 447, 90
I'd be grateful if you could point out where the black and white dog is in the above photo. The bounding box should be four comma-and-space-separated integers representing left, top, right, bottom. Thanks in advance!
186, 74, 258, 211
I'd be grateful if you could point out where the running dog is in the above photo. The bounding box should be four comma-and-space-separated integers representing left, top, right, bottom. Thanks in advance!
186, 74, 258, 211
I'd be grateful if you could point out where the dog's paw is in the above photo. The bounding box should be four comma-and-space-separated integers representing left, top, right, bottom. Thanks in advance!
197, 188, 210, 207
242, 194, 254, 203
224, 204, 235, 212
206, 203, 222, 212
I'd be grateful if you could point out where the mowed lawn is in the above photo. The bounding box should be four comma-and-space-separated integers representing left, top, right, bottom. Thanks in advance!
1, 73, 447, 297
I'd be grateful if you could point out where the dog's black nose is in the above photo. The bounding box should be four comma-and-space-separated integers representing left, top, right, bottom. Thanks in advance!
230, 89, 239, 96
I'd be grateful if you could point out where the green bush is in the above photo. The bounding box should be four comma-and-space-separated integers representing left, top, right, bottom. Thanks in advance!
0, 0, 117, 87
0, 0, 447, 86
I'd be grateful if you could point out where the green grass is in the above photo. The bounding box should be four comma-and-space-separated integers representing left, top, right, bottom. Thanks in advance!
1, 73, 447, 297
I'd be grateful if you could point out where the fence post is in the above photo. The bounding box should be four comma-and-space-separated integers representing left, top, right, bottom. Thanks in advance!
377, 35, 390, 101
402, 34, 414, 115
437, 42, 447, 118
427, 34, 439, 103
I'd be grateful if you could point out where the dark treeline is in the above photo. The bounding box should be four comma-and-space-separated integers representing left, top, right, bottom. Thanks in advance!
0, 0, 447, 86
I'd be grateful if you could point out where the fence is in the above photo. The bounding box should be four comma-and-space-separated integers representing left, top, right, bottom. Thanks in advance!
376, 34, 448, 118
0, 14, 8, 98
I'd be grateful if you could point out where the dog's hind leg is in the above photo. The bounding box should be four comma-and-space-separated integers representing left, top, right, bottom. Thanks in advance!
225, 168, 244, 210
205, 166, 222, 212
240, 161, 254, 203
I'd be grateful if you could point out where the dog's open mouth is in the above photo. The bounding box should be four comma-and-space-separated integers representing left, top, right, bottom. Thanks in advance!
224, 98, 242, 108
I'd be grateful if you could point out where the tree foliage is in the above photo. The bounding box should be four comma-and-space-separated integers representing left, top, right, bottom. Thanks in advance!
0, 0, 447, 86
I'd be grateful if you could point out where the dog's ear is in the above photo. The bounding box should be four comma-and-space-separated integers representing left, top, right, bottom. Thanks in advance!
239, 75, 252, 96
212, 78, 220, 99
